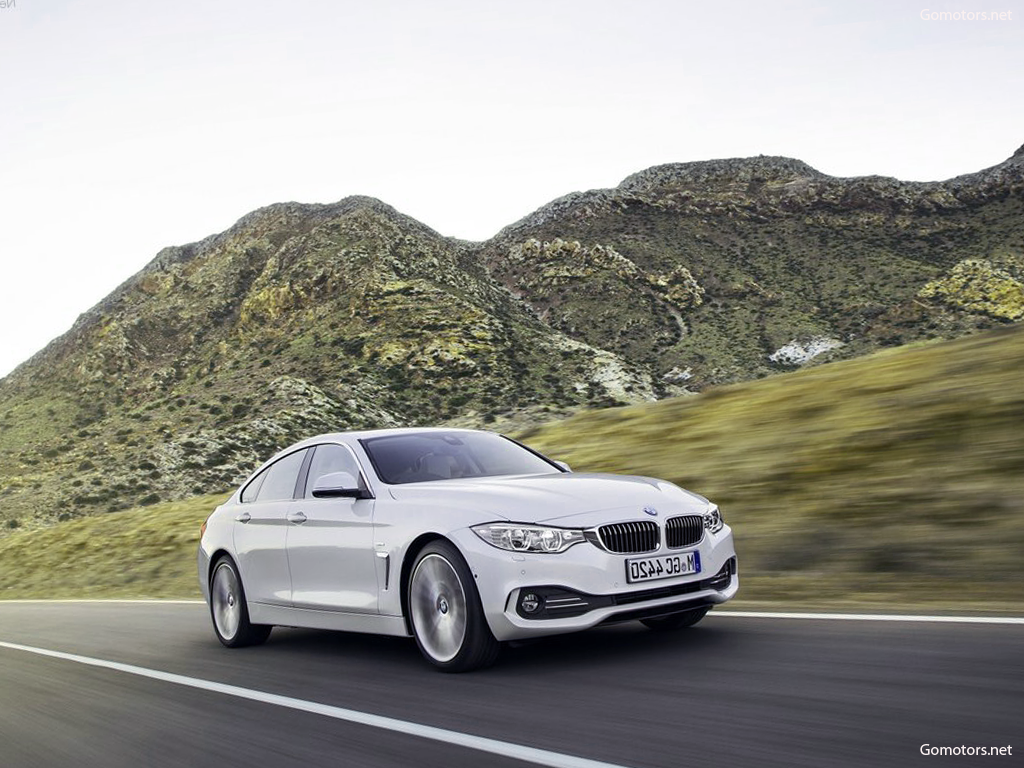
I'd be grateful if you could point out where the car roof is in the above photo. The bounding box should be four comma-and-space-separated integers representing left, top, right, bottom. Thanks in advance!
290, 426, 493, 449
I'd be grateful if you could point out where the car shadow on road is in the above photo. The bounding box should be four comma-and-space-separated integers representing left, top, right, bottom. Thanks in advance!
252, 619, 743, 676
498, 622, 741, 671
259, 626, 418, 663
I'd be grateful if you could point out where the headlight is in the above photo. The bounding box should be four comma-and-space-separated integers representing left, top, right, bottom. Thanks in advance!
471, 523, 586, 554
703, 506, 724, 534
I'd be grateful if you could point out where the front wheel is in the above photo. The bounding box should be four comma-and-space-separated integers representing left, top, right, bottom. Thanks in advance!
641, 606, 709, 631
408, 541, 500, 672
209, 556, 272, 648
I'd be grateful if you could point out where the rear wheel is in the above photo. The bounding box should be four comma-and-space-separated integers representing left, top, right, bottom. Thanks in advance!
641, 606, 710, 631
408, 540, 500, 672
209, 556, 271, 648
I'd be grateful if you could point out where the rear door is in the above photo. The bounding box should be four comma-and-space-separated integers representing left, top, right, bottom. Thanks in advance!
233, 448, 309, 606
286, 443, 379, 614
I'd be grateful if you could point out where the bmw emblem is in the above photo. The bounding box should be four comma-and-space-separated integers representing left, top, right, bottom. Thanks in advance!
643, 506, 658, 517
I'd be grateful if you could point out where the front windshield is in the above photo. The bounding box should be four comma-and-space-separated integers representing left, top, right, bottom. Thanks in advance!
361, 431, 561, 485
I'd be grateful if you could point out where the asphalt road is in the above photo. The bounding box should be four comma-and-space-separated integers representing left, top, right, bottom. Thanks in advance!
0, 602, 1020, 768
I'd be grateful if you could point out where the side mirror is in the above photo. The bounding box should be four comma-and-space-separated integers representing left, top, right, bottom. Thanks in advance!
311, 471, 371, 499
554, 460, 571, 472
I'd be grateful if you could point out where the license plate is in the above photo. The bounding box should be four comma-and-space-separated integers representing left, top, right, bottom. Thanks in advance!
625, 551, 701, 583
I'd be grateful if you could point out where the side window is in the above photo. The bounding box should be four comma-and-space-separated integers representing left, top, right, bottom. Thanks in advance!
239, 469, 267, 503
255, 449, 308, 502
304, 443, 362, 497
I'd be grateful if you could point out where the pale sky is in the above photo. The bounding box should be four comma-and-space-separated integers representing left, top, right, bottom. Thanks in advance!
1, 0, 1021, 378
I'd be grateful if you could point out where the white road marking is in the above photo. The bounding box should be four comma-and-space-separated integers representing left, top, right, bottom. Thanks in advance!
0, 640, 631, 768
0, 601, 1021, 624
3, 599, 1023, 625
715, 611, 1024, 624
0, 599, 204, 604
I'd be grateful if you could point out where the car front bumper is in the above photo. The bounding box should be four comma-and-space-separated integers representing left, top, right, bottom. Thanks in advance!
450, 524, 739, 641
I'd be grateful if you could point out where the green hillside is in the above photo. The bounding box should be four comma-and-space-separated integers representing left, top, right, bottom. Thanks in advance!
0, 493, 222, 599
2, 325, 1022, 609
2, 148, 1023, 530
522, 324, 1024, 609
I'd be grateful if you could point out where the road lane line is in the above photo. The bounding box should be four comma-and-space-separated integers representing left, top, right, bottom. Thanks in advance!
715, 611, 1024, 624
3, 601, 1022, 625
0, 640, 632, 768
0, 599, 205, 604
1, 602, 1022, 625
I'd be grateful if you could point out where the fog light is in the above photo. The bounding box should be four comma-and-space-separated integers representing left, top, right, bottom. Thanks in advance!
707, 558, 735, 590
520, 592, 541, 614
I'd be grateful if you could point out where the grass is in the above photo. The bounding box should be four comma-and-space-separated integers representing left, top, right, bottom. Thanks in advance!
0, 493, 226, 599
520, 325, 1024, 611
2, 325, 1023, 611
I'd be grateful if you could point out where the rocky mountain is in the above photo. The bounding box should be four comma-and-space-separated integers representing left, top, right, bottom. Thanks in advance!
483, 147, 1024, 385
1, 146, 1022, 529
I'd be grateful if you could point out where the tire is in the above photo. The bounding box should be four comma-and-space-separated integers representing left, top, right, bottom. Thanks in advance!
641, 606, 710, 631
407, 540, 500, 672
209, 556, 272, 648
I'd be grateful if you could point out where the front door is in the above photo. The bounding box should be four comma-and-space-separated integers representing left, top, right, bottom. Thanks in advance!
286, 443, 379, 613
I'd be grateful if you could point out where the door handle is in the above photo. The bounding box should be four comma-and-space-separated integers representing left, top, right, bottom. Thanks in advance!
286, 511, 307, 524
235, 512, 251, 523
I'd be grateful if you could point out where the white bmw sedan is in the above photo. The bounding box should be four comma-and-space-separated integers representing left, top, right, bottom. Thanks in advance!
198, 427, 738, 671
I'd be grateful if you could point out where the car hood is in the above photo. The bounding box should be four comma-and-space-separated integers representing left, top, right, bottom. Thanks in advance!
386, 472, 710, 526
